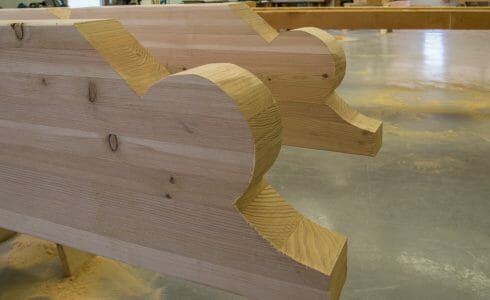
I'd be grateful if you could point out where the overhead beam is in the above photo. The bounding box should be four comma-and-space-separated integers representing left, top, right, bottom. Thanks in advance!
254, 7, 490, 30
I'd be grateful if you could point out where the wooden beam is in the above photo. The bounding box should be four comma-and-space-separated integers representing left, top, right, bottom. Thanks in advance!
254, 7, 490, 30
0, 19, 346, 299
0, 3, 382, 156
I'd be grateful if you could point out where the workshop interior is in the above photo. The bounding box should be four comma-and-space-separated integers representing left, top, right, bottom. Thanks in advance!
0, 0, 488, 299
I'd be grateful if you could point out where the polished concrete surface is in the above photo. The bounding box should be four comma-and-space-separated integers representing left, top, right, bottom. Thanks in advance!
269, 29, 490, 300
1, 30, 489, 299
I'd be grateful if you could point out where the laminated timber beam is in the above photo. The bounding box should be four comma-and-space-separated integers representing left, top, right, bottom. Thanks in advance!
56, 244, 95, 277
0, 3, 382, 156
253, 7, 490, 30
0, 19, 346, 300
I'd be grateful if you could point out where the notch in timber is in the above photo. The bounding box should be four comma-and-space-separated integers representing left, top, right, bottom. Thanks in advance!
88, 82, 97, 103
10, 23, 24, 40
56, 243, 95, 277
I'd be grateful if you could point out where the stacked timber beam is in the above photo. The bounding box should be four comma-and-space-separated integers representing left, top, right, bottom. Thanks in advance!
0, 17, 348, 300
254, 7, 490, 30
0, 3, 383, 156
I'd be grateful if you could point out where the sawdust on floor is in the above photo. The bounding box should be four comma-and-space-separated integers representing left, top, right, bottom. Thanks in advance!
0, 234, 163, 300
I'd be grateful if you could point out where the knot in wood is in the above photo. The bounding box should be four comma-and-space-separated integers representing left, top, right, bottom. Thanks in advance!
108, 134, 119, 152
11, 23, 24, 40
88, 82, 97, 103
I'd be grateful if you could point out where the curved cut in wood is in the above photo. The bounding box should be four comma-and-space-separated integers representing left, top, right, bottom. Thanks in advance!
236, 180, 347, 300
0, 3, 382, 156
0, 19, 346, 299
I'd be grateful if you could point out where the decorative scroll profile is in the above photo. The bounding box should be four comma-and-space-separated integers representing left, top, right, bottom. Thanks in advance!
0, 19, 346, 299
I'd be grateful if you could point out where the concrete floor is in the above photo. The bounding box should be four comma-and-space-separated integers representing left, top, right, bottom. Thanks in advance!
1, 30, 489, 299
270, 29, 490, 300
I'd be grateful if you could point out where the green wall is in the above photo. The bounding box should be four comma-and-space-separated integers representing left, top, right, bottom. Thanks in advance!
0, 0, 41, 8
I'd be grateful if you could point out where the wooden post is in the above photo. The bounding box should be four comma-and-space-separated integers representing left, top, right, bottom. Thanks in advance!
56, 244, 95, 277
0, 228, 92, 276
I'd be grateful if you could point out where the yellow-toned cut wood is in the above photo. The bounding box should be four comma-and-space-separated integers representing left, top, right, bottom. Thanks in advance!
56, 244, 95, 277
254, 7, 490, 30
281, 92, 382, 156
230, 3, 278, 43
47, 7, 71, 19
238, 180, 347, 299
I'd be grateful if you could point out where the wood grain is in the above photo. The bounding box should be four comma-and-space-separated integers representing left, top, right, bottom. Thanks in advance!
0, 3, 382, 156
0, 19, 347, 299
254, 7, 490, 30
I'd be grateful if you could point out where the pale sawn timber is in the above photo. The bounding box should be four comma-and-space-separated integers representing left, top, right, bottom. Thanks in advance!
0, 19, 346, 299
0, 3, 382, 156
0, 228, 15, 242
56, 244, 95, 277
